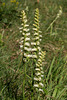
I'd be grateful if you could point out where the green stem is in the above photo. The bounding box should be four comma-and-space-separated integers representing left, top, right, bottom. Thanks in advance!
23, 63, 26, 100
50, 24, 53, 36
46, 16, 58, 32
37, 92, 40, 100
31, 59, 36, 100
31, 61, 34, 100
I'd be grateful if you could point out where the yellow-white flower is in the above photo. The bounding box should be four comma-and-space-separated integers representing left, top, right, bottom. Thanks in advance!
41, 75, 44, 77
24, 47, 31, 51
31, 48, 37, 52
34, 33, 39, 35
39, 89, 43, 92
24, 24, 29, 27
39, 83, 44, 87
34, 51, 46, 93
23, 28, 29, 32
20, 45, 23, 48
19, 27, 23, 30
35, 37, 39, 40
23, 19, 27, 23
33, 28, 37, 31
31, 42, 36, 45
39, 35, 42, 37
38, 47, 41, 51
37, 41, 40, 45
35, 68, 40, 71
34, 84, 39, 88
25, 42, 30, 46
31, 55, 37, 58
20, 31, 22, 33
35, 72, 41, 76
25, 37, 30, 41
26, 33, 30, 36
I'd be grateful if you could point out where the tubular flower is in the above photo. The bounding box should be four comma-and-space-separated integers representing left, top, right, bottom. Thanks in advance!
34, 51, 46, 93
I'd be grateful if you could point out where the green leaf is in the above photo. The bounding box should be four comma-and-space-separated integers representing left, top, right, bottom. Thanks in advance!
47, 56, 55, 81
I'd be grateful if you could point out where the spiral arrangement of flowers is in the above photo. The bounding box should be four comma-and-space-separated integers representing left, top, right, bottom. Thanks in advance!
34, 51, 46, 93
19, 8, 46, 97
32, 8, 42, 58
19, 8, 43, 62
19, 10, 31, 62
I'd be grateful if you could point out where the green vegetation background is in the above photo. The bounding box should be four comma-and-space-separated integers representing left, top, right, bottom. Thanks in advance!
0, 0, 67, 100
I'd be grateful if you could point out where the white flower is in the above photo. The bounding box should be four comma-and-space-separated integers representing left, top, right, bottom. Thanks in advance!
26, 33, 30, 36
25, 37, 30, 41
34, 84, 39, 88
41, 71, 44, 74
34, 77, 39, 81
39, 52, 41, 55
20, 37, 24, 40
39, 56, 42, 59
39, 83, 44, 87
20, 45, 23, 48
39, 31, 42, 33
31, 55, 37, 58
39, 39, 42, 41
39, 35, 42, 37
23, 28, 29, 32
35, 37, 39, 40
24, 19, 27, 23
20, 18, 22, 20
27, 55, 32, 57
24, 53, 27, 57
39, 89, 43, 92
41, 75, 44, 77
21, 23, 23, 26
57, 9, 62, 18
20, 40, 23, 43
31, 48, 37, 51
20, 31, 22, 33
26, 55, 32, 58
37, 41, 40, 45
24, 47, 31, 51
35, 72, 41, 76
24, 53, 32, 58
36, 63, 40, 67
25, 42, 30, 46
38, 47, 41, 51
40, 67, 43, 70
24, 24, 29, 27
39, 63, 42, 66
38, 77, 41, 81
22, 33, 25, 35
24, 54, 37, 58
35, 68, 40, 71
34, 33, 38, 35
38, 59, 41, 62
23, 16, 26, 19
19, 27, 23, 30
31, 42, 36, 45
33, 28, 37, 31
